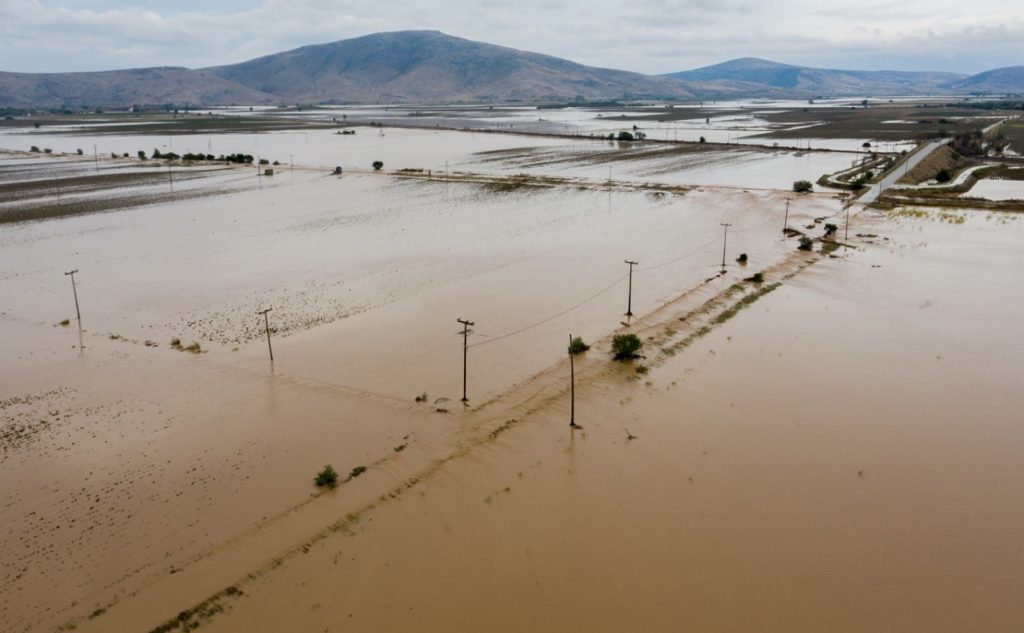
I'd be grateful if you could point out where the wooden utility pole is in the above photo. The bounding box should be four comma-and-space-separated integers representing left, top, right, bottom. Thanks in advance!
843, 195, 851, 245
783, 198, 791, 233
457, 318, 474, 402
64, 269, 81, 322
568, 333, 577, 428
720, 223, 733, 273
624, 260, 639, 316
258, 308, 274, 362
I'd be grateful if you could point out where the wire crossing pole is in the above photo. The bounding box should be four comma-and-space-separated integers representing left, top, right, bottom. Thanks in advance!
624, 260, 639, 316
569, 333, 577, 428
64, 269, 81, 322
258, 308, 274, 363
720, 223, 733, 273
457, 318, 474, 402
783, 198, 791, 233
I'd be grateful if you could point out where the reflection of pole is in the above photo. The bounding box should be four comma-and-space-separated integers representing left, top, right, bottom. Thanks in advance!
92, 145, 98, 172
64, 269, 81, 322
624, 260, 638, 316
720, 223, 732, 273
783, 198, 790, 233
457, 318, 474, 402
569, 333, 577, 428
258, 308, 274, 363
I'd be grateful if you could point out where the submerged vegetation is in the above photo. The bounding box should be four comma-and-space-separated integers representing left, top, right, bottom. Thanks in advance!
569, 336, 590, 354
314, 465, 339, 488
611, 333, 643, 360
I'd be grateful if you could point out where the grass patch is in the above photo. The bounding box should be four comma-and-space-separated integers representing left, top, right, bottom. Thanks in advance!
59, 319, 70, 326
183, 341, 201, 353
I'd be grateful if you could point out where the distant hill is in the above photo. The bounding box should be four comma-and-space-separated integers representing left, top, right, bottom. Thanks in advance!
1, 32, 1022, 108
665, 58, 967, 96
206, 30, 692, 103
949, 67, 1024, 94
0, 67, 275, 109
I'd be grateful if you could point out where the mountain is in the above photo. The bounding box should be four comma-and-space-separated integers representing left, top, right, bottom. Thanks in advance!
0, 67, 275, 109
665, 58, 967, 96
206, 30, 692, 103
1, 33, 1022, 108
949, 66, 1024, 94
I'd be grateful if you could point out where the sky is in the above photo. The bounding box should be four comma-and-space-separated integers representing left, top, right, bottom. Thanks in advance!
0, 0, 1021, 75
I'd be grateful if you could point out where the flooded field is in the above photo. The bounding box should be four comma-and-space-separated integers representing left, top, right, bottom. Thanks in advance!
968, 178, 1024, 201
2, 114, 1023, 633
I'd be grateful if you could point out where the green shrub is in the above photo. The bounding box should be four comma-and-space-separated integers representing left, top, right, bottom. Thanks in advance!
611, 333, 643, 360
348, 466, 367, 480
372, 160, 383, 170
824, 223, 838, 236
793, 180, 813, 193
935, 169, 952, 183
736, 253, 748, 264
617, 131, 635, 141
314, 465, 338, 488
798, 236, 814, 251
568, 336, 590, 355
746, 272, 764, 283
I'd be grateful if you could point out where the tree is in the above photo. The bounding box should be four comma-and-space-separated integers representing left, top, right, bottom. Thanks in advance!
798, 236, 814, 251
138, 150, 146, 160
568, 336, 590, 355
935, 169, 952, 183
372, 160, 384, 170
314, 465, 338, 488
611, 333, 643, 360
699, 136, 707, 143
617, 131, 635, 141
793, 180, 813, 193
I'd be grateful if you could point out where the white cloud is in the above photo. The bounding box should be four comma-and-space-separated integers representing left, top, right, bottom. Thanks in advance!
0, 0, 1021, 74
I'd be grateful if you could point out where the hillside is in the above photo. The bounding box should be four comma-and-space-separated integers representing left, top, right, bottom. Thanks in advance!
666, 58, 967, 96
950, 67, 1024, 94
206, 30, 692, 103
0, 67, 275, 109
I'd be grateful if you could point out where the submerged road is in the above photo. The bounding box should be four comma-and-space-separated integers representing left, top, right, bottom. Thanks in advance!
858, 139, 950, 204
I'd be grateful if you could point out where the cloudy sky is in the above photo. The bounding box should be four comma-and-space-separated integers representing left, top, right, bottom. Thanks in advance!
1, 0, 1021, 75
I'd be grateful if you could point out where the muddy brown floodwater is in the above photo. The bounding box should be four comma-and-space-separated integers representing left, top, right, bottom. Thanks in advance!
2, 141, 1023, 633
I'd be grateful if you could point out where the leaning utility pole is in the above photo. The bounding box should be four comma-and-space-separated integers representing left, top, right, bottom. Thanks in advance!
624, 260, 639, 317
64, 269, 81, 322
457, 318, 474, 402
568, 333, 577, 428
783, 198, 791, 233
258, 308, 274, 362
720, 223, 733, 273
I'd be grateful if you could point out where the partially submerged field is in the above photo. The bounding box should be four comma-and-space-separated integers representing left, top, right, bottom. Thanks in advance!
2, 115, 1023, 632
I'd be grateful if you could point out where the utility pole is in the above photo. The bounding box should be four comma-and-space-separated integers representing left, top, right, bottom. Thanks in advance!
457, 318, 474, 402
258, 308, 274, 362
720, 223, 732, 273
569, 333, 577, 428
783, 198, 791, 233
844, 197, 851, 246
624, 260, 639, 316
92, 145, 98, 172
168, 163, 173, 192
64, 269, 81, 322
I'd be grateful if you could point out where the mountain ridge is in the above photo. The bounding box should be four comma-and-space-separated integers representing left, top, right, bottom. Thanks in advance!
0, 31, 1021, 108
